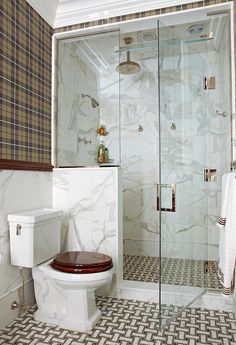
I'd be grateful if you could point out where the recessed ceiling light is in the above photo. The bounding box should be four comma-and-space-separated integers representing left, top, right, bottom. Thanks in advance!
142, 32, 156, 42
187, 24, 204, 34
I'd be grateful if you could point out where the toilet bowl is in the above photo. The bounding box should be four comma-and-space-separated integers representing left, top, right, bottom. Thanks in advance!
8, 209, 114, 332
33, 251, 113, 331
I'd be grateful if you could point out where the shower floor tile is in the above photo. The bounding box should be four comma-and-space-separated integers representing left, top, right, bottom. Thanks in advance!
123, 255, 222, 290
0, 296, 236, 345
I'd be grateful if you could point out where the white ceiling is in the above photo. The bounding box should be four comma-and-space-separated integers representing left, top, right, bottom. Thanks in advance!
26, 0, 59, 27
26, 0, 201, 28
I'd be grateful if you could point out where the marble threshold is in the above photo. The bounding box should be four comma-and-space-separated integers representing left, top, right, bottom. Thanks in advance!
105, 276, 234, 313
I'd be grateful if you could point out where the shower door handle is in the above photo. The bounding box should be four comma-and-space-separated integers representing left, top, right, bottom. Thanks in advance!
157, 184, 176, 212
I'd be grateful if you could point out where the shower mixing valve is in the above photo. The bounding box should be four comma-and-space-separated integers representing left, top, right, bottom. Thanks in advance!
138, 125, 144, 132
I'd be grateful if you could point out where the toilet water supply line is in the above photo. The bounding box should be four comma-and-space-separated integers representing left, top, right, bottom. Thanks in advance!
17, 267, 29, 316
0, 264, 29, 314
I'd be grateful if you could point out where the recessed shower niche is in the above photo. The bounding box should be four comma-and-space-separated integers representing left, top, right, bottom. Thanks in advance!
54, 6, 234, 327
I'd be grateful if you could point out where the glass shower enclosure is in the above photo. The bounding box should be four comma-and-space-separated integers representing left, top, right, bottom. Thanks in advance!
158, 19, 209, 326
55, 12, 231, 328
119, 14, 231, 327
120, 20, 210, 326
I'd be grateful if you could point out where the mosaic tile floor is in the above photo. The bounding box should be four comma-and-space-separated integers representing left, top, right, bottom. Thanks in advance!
123, 255, 222, 290
1, 296, 236, 345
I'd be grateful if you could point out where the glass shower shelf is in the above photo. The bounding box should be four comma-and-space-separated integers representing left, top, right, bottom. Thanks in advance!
116, 36, 212, 54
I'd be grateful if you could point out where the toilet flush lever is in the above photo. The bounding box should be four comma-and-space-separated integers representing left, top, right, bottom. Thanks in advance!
16, 224, 22, 235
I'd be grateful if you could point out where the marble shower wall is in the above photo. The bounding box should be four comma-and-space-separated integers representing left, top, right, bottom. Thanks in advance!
0, 170, 52, 299
206, 23, 232, 260
52, 167, 122, 274
159, 17, 231, 261
160, 47, 231, 261
100, 66, 120, 165
120, 58, 160, 257
119, 51, 212, 259
58, 41, 99, 167
100, 56, 160, 257
159, 52, 207, 260
100, 32, 231, 261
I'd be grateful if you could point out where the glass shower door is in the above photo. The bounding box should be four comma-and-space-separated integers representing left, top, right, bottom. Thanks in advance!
157, 20, 209, 326
120, 29, 160, 280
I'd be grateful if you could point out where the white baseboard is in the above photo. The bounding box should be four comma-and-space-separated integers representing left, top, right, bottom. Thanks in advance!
0, 280, 35, 330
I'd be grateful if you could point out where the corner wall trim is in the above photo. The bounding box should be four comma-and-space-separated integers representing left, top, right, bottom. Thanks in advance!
0, 159, 53, 172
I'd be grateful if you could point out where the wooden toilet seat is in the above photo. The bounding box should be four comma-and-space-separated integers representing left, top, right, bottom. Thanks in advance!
51, 251, 113, 273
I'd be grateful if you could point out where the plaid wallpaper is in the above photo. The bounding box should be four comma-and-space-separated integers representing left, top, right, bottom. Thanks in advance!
0, 0, 53, 164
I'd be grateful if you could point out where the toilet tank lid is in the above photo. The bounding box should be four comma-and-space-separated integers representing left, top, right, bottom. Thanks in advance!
8, 208, 62, 223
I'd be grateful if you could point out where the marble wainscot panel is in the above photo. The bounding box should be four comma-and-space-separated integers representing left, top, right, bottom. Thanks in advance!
53, 167, 123, 283
0, 170, 52, 328
58, 41, 99, 167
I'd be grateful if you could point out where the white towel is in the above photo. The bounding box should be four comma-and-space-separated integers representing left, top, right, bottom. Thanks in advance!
217, 172, 236, 296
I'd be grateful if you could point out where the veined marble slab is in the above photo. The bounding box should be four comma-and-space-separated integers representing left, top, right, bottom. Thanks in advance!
0, 170, 52, 299
53, 167, 122, 275
58, 41, 99, 167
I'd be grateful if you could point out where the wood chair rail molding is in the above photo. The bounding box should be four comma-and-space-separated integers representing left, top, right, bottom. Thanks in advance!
0, 159, 53, 172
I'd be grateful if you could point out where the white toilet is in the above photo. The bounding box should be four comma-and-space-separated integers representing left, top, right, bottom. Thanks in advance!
8, 208, 114, 332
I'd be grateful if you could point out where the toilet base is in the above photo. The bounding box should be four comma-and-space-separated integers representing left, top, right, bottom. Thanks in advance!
32, 265, 112, 332
57, 304, 102, 332
34, 288, 102, 332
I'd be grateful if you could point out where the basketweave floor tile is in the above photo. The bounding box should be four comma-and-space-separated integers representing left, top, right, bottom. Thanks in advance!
1, 296, 236, 345
123, 255, 222, 290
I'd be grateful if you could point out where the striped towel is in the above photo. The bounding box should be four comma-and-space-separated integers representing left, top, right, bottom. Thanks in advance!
216, 172, 236, 296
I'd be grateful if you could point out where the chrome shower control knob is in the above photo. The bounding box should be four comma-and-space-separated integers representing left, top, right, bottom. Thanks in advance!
138, 125, 144, 132
16, 224, 22, 235
11, 301, 18, 310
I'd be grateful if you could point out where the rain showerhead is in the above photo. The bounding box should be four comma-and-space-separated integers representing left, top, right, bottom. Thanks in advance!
82, 94, 99, 108
116, 51, 141, 75
116, 37, 141, 75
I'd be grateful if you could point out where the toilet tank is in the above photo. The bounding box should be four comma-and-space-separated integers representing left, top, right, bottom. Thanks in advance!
8, 209, 62, 268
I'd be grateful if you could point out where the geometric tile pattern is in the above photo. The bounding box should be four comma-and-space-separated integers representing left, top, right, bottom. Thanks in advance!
123, 255, 222, 290
0, 296, 236, 345
1, 0, 53, 163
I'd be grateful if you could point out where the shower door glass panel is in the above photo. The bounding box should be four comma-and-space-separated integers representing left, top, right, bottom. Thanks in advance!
120, 29, 160, 278
57, 31, 120, 167
158, 20, 209, 327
